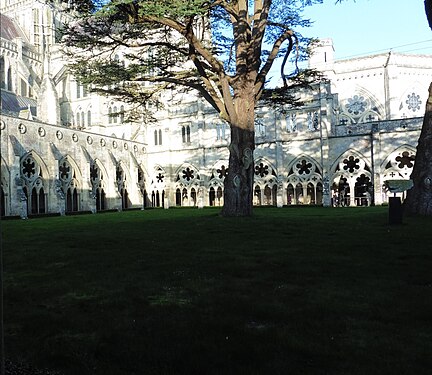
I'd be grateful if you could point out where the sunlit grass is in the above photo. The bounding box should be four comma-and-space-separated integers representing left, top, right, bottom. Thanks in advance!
1, 207, 432, 374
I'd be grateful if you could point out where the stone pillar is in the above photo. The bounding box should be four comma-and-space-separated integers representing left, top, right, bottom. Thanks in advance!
349, 181, 356, 206
322, 174, 331, 207
54, 179, 65, 216
14, 176, 27, 219
276, 176, 284, 208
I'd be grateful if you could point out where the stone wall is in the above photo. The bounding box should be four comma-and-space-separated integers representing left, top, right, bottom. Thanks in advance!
1, 115, 147, 217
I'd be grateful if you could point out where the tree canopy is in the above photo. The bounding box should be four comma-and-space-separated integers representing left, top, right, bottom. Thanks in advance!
63, 0, 323, 216
64, 0, 320, 118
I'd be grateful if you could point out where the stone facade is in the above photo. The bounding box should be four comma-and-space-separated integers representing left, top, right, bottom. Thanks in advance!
0, 1, 431, 217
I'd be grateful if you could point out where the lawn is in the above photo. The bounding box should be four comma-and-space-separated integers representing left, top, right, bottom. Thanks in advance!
1, 206, 432, 375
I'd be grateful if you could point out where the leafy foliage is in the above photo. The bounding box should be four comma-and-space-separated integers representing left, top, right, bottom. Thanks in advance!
63, 0, 323, 122
62, 0, 324, 216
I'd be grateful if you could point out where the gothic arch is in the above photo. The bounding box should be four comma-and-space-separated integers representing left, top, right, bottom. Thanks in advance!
174, 163, 200, 207
330, 150, 372, 207
91, 159, 108, 182
59, 155, 82, 213
20, 151, 49, 214
209, 160, 229, 182
86, 104, 92, 127
286, 155, 323, 205
330, 149, 370, 178
150, 165, 166, 208
381, 145, 416, 181
59, 155, 83, 183
116, 160, 132, 184
23, 150, 49, 178
339, 86, 385, 124
90, 159, 108, 211
254, 157, 278, 177
150, 165, 166, 187
116, 161, 132, 209
253, 157, 278, 206
286, 155, 322, 177
207, 160, 228, 207
174, 163, 200, 185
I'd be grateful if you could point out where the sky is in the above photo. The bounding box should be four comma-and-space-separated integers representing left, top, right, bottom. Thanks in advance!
300, 0, 432, 60
268, 0, 432, 84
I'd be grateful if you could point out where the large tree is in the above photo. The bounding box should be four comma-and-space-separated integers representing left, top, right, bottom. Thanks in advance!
63, 0, 321, 216
404, 0, 432, 216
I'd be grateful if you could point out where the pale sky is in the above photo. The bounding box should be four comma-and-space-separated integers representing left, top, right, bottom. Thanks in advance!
268, 0, 432, 85
301, 0, 432, 59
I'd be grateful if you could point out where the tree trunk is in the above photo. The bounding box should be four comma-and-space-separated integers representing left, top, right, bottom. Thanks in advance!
221, 125, 255, 216
404, 82, 432, 216
221, 81, 256, 217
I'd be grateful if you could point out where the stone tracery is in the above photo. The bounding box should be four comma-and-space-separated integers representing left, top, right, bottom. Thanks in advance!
20, 153, 46, 214
287, 157, 323, 205
406, 92, 422, 112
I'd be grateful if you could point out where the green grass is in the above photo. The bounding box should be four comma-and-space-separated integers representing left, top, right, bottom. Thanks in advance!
1, 206, 432, 374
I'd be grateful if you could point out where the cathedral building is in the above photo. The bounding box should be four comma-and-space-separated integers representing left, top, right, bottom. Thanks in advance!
1, 0, 432, 217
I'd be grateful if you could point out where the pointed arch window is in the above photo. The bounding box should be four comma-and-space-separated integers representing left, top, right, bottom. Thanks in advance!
182, 125, 191, 143
90, 161, 107, 211
120, 105, 125, 123
255, 119, 265, 137
20, 154, 46, 214
186, 125, 190, 142
287, 157, 323, 205
307, 111, 319, 132
286, 113, 297, 132
59, 158, 80, 213
116, 164, 129, 209
113, 106, 118, 123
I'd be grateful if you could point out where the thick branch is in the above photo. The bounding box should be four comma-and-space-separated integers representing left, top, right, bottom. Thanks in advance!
255, 27, 295, 95
426, 0, 432, 30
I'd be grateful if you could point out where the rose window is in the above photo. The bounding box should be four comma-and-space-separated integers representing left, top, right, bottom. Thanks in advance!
254, 163, 269, 178
345, 95, 367, 116
343, 156, 360, 173
395, 151, 415, 169
296, 159, 312, 175
217, 165, 228, 179
406, 93, 421, 112
182, 167, 194, 181
22, 157, 36, 179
